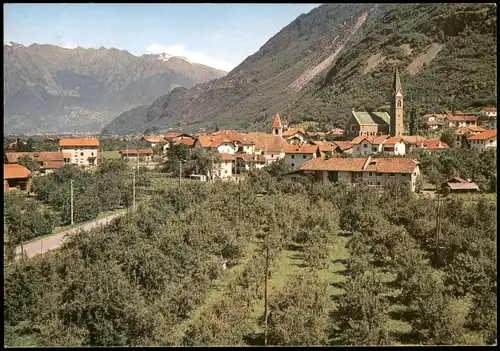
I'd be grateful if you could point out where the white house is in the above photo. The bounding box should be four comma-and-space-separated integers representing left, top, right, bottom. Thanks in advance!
235, 154, 266, 173
283, 144, 318, 170
454, 126, 486, 148
282, 156, 421, 192
422, 113, 447, 130
381, 136, 408, 155
194, 135, 237, 155
479, 106, 497, 119
468, 130, 497, 152
282, 128, 307, 145
215, 153, 235, 180
59, 138, 99, 167
351, 135, 388, 156
446, 115, 477, 128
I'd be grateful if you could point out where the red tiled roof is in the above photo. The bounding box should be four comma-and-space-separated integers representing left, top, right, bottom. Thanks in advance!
424, 121, 444, 126
282, 128, 305, 137
142, 136, 164, 143
236, 154, 266, 163
447, 115, 477, 121
59, 138, 99, 147
423, 113, 448, 119
468, 130, 497, 140
419, 140, 449, 150
446, 182, 479, 191
482, 107, 497, 112
351, 135, 388, 145
220, 153, 235, 161
4, 164, 31, 179
174, 138, 195, 146
328, 128, 344, 135
41, 161, 64, 169
5, 152, 64, 164
455, 126, 487, 135
332, 141, 353, 151
300, 157, 419, 174
283, 144, 318, 154
383, 136, 407, 146
272, 113, 282, 129
246, 133, 288, 153
196, 134, 236, 148
401, 136, 426, 145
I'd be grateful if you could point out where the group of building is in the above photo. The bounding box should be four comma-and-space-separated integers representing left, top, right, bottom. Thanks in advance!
3, 69, 496, 194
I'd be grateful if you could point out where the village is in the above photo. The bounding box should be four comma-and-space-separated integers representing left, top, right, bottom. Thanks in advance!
4, 69, 497, 196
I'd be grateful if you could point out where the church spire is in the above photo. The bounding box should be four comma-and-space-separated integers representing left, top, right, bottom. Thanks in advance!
272, 112, 283, 136
393, 66, 402, 93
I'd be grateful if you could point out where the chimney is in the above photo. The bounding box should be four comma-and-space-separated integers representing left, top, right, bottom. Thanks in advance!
362, 155, 372, 170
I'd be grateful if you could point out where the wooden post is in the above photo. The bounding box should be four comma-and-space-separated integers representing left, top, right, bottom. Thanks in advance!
132, 173, 136, 210
20, 211, 24, 260
264, 245, 269, 346
179, 160, 182, 186
70, 180, 74, 226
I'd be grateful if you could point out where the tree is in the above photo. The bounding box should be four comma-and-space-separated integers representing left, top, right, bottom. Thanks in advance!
161, 144, 190, 175
267, 272, 330, 345
408, 106, 420, 135
333, 272, 391, 346
439, 128, 456, 148
17, 155, 40, 172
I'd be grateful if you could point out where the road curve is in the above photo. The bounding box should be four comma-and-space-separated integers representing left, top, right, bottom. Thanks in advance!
15, 210, 127, 260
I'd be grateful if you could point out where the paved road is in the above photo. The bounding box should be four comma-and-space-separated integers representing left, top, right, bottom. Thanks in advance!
15, 210, 127, 260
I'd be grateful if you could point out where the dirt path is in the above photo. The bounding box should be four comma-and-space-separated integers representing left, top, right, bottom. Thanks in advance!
15, 210, 127, 260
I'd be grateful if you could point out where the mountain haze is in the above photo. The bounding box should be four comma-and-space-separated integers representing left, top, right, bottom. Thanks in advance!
3, 43, 227, 133
103, 3, 496, 135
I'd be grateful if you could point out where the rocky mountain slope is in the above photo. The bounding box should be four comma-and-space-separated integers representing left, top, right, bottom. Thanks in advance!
103, 3, 496, 135
3, 43, 226, 133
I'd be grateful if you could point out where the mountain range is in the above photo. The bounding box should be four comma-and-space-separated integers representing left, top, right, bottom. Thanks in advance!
3, 43, 227, 133
102, 3, 496, 135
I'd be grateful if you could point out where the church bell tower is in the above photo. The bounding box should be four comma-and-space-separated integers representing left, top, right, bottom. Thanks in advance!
390, 67, 404, 136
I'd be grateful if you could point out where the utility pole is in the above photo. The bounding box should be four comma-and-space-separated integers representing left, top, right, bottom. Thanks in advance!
132, 172, 136, 210
70, 179, 74, 226
238, 177, 242, 222
435, 195, 442, 267
179, 160, 182, 186
20, 211, 25, 260
264, 245, 269, 346
211, 153, 215, 183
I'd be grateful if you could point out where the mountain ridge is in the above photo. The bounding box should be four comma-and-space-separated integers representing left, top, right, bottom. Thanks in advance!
3, 43, 227, 133
102, 3, 496, 135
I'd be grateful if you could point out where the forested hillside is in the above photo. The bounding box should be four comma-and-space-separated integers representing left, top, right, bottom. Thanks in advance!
103, 3, 496, 135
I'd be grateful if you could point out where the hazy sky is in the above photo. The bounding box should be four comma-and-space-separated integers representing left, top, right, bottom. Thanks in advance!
4, 3, 321, 71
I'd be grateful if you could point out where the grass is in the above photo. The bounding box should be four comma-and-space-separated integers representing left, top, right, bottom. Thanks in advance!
169, 241, 259, 344
249, 235, 350, 333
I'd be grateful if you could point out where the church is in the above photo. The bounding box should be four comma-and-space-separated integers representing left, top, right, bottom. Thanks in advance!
345, 68, 404, 139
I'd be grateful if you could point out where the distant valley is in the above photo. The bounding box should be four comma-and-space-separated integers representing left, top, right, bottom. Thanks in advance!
3, 43, 226, 133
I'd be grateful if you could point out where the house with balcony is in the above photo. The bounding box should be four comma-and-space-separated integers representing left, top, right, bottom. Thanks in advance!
283, 144, 318, 170
468, 130, 497, 152
59, 138, 99, 167
281, 156, 421, 192
351, 135, 388, 156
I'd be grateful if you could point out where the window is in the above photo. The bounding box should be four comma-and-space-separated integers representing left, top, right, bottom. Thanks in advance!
369, 172, 372, 176
291, 155, 295, 159
303, 155, 306, 159
372, 147, 377, 152
271, 154, 274, 158
400, 173, 405, 177
397, 100, 402, 107
91, 152, 94, 156
291, 163, 295, 168
80, 152, 84, 156
390, 173, 394, 177
377, 182, 381, 185
363, 144, 368, 148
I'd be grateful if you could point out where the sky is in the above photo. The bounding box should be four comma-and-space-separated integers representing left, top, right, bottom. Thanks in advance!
4, 3, 321, 72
